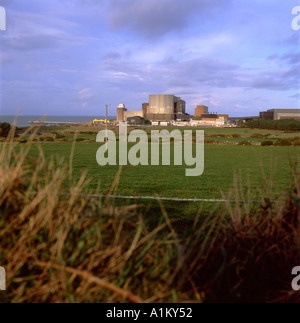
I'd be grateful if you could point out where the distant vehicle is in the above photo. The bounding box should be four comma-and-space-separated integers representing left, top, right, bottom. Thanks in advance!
93, 119, 110, 126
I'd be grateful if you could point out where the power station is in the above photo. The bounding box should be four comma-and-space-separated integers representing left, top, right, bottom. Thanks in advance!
117, 94, 190, 123
116, 94, 300, 127
147, 95, 188, 121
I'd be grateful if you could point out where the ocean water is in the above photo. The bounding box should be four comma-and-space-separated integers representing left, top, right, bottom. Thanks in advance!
0, 116, 116, 127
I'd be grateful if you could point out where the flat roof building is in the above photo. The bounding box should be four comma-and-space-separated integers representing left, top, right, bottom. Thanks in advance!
260, 109, 300, 121
195, 105, 208, 117
116, 104, 144, 122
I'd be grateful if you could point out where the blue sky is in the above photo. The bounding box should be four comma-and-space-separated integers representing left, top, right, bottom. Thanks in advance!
0, 0, 299, 117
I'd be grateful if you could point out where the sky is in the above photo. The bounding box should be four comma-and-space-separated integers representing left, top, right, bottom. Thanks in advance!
0, 0, 299, 117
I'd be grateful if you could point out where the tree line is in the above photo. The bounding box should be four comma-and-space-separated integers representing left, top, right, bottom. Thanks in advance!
241, 119, 300, 131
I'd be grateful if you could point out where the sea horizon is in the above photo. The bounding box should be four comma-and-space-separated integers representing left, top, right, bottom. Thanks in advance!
0, 115, 117, 127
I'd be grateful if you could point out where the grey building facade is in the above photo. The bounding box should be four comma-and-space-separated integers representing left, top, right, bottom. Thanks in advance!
147, 94, 187, 121
260, 109, 300, 121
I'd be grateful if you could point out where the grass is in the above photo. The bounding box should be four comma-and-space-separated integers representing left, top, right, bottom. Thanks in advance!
1, 125, 300, 303
0, 134, 180, 303
15, 124, 300, 139
25, 142, 299, 197
3, 125, 300, 218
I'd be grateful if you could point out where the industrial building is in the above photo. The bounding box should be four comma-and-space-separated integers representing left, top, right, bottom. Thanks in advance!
116, 94, 190, 122
191, 113, 228, 127
142, 103, 149, 118
259, 109, 300, 121
116, 104, 144, 122
115, 91, 300, 127
147, 94, 189, 121
127, 116, 145, 124
191, 105, 229, 126
116, 94, 231, 127
195, 105, 209, 117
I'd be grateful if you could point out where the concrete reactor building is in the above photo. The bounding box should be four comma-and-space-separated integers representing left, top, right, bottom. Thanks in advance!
147, 95, 186, 121
116, 94, 189, 122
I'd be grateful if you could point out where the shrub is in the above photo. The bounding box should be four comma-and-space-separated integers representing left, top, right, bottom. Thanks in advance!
243, 119, 300, 131
261, 141, 274, 146
238, 140, 251, 146
294, 139, 300, 146
250, 133, 264, 139
55, 133, 65, 139
44, 137, 54, 142
0, 122, 11, 138
227, 134, 241, 139
274, 138, 292, 146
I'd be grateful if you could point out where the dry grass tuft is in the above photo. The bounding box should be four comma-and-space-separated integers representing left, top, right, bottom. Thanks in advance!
1, 126, 300, 303
183, 163, 300, 303
0, 128, 180, 303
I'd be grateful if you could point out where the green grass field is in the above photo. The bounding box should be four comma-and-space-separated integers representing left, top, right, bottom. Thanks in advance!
27, 141, 299, 198
2, 125, 300, 302
3, 126, 300, 216
16, 124, 300, 140
10, 126, 300, 194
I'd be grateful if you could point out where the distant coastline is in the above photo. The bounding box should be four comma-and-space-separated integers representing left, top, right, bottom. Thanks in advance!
0, 116, 116, 127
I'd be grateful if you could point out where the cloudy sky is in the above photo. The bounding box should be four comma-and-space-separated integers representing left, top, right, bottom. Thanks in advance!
0, 0, 299, 117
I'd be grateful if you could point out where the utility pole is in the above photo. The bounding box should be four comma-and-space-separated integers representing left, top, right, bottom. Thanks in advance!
105, 104, 110, 151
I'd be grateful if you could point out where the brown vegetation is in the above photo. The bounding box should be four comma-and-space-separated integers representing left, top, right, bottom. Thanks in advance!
0, 127, 300, 303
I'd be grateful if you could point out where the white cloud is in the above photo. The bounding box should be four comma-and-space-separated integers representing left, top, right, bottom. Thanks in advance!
78, 88, 95, 101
